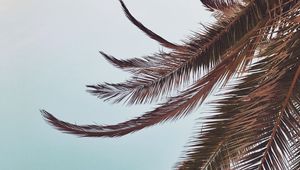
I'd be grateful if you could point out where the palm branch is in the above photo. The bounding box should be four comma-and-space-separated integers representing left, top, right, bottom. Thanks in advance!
42, 0, 300, 169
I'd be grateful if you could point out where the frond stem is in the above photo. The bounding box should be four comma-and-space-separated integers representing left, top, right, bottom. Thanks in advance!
201, 140, 226, 170
258, 65, 300, 170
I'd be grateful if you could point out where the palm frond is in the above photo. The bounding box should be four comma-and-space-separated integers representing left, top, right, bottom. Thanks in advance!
118, 0, 184, 51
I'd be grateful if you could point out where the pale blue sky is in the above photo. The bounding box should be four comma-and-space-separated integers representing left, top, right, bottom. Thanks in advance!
0, 1, 212, 169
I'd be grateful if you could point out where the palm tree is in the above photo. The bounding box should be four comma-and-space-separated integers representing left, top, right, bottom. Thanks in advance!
41, 0, 300, 169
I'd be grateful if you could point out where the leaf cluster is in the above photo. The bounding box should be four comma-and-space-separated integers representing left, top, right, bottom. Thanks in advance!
42, 0, 300, 169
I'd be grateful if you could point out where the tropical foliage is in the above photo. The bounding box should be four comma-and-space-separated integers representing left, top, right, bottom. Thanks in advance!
42, 0, 300, 169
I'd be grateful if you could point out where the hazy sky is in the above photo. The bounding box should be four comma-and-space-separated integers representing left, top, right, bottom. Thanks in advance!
0, 0, 212, 169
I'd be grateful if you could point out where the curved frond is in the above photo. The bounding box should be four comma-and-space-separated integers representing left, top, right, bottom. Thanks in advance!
118, 0, 184, 51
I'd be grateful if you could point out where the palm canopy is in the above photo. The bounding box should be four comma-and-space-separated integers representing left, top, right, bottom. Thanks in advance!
42, 0, 300, 169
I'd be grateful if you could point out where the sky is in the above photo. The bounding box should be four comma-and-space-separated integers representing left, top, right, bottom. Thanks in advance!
0, 0, 213, 169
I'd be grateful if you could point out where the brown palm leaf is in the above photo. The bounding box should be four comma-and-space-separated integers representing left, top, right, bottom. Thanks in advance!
42, 0, 300, 169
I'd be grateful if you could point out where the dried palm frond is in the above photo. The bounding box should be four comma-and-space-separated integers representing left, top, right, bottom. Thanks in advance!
42, 0, 300, 169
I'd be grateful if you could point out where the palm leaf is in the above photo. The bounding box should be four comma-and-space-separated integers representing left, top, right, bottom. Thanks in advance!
118, 0, 184, 51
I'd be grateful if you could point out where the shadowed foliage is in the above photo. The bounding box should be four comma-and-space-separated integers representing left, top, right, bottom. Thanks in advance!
42, 0, 300, 169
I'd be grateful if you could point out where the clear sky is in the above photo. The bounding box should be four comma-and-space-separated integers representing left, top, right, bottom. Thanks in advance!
0, 0, 212, 169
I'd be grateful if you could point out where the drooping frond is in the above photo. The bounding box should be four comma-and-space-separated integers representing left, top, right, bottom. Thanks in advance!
118, 0, 184, 51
